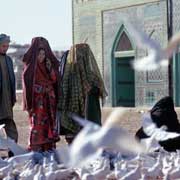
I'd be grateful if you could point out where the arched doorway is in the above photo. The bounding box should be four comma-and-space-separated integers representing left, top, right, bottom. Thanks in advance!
112, 25, 135, 107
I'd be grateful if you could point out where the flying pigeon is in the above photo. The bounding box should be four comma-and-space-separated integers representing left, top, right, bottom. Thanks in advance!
125, 21, 180, 71
57, 109, 145, 167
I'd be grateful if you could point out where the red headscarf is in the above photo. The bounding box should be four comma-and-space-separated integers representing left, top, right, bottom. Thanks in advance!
22, 37, 60, 111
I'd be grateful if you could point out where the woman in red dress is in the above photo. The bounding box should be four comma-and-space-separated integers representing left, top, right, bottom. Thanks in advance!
22, 37, 60, 151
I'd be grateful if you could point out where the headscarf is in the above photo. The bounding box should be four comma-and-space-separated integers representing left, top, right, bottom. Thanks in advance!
69, 43, 107, 99
22, 37, 60, 111
58, 43, 107, 134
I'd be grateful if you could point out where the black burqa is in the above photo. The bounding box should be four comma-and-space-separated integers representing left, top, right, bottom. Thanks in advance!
135, 96, 180, 151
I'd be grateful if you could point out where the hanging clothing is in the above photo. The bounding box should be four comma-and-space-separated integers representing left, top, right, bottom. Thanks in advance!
22, 37, 60, 151
58, 43, 107, 135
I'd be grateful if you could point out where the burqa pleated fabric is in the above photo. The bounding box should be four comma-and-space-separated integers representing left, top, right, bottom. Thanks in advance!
58, 43, 107, 137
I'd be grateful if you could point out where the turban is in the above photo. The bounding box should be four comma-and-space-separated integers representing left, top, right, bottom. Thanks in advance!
0, 34, 10, 44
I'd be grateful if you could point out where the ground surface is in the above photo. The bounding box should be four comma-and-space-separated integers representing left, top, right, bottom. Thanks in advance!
13, 103, 180, 149
11, 93, 180, 148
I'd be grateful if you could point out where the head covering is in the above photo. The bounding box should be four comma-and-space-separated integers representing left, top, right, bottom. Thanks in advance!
22, 37, 60, 111
0, 34, 10, 44
58, 43, 107, 134
71, 43, 108, 99
150, 96, 180, 132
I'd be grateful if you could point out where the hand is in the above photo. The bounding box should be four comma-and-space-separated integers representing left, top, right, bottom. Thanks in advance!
46, 58, 52, 71
28, 109, 34, 116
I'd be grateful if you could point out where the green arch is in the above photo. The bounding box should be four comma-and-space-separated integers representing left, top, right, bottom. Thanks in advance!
111, 23, 135, 106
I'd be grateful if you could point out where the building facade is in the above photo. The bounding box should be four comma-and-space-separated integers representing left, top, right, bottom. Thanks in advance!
72, 0, 180, 107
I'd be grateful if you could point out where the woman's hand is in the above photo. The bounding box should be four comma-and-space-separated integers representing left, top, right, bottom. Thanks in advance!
28, 108, 34, 116
46, 58, 52, 71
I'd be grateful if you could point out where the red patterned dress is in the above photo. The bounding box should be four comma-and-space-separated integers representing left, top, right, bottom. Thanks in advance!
28, 60, 59, 151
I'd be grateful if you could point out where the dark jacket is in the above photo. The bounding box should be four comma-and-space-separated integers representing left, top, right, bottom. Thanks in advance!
0, 55, 16, 106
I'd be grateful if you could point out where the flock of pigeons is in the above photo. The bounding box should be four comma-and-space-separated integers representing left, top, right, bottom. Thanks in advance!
0, 109, 180, 179
1, 22, 180, 179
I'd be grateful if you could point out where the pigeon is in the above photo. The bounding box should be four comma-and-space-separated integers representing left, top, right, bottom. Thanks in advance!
0, 124, 5, 130
7, 151, 35, 165
33, 165, 46, 180
120, 163, 142, 180
0, 164, 13, 178
90, 158, 111, 180
57, 109, 145, 167
140, 135, 161, 153
142, 153, 163, 179
0, 131, 27, 155
142, 113, 180, 141
125, 21, 180, 71
2, 172, 15, 180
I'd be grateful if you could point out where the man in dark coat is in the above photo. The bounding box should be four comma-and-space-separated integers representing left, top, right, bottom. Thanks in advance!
0, 34, 18, 155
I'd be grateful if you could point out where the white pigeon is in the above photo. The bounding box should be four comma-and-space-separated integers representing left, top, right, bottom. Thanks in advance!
0, 135, 27, 156
2, 172, 15, 180
0, 164, 13, 178
0, 124, 8, 150
57, 109, 145, 168
19, 162, 38, 179
90, 158, 111, 180
0, 124, 27, 155
120, 161, 142, 180
81, 173, 95, 180
34, 165, 46, 180
54, 168, 78, 180
140, 136, 160, 153
7, 151, 34, 165
142, 113, 180, 141
142, 153, 164, 179
125, 21, 180, 71
113, 160, 129, 179
45, 163, 57, 180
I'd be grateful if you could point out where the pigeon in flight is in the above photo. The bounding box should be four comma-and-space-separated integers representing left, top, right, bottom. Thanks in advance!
57, 109, 145, 167
125, 21, 180, 71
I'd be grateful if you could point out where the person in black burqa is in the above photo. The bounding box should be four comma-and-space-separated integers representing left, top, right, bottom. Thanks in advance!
135, 96, 180, 152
